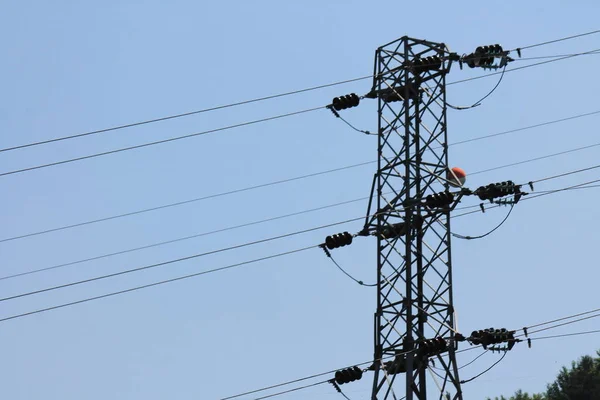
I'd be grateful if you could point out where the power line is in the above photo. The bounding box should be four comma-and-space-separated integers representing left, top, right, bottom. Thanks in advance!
450, 163, 600, 233
516, 307, 600, 336
218, 326, 599, 400
253, 380, 330, 400
4, 30, 598, 154
2, 177, 585, 320
521, 177, 600, 202
447, 47, 600, 86
222, 311, 599, 400
518, 51, 600, 60
4, 47, 600, 179
10, 158, 598, 284
451, 204, 514, 240
530, 329, 600, 341
0, 76, 371, 153
460, 351, 508, 384
449, 109, 600, 147
0, 195, 375, 281
453, 177, 600, 219
321, 248, 376, 287
4, 107, 598, 245
531, 163, 600, 184
0, 160, 373, 243
219, 353, 403, 400
458, 350, 489, 370
0, 245, 316, 323
446, 65, 507, 110
515, 29, 600, 51
0, 217, 363, 303
527, 313, 600, 336
0, 106, 324, 178
219, 357, 380, 400
470, 141, 600, 176
5, 153, 600, 284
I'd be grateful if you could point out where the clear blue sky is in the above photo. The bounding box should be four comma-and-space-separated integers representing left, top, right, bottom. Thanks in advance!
1, 1, 599, 399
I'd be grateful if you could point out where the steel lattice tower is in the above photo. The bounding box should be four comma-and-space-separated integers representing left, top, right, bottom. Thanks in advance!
363, 37, 463, 400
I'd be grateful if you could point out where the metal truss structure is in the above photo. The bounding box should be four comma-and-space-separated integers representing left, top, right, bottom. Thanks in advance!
362, 37, 463, 400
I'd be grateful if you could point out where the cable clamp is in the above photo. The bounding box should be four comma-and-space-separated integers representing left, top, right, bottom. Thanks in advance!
326, 105, 341, 118
328, 379, 342, 393
320, 244, 332, 258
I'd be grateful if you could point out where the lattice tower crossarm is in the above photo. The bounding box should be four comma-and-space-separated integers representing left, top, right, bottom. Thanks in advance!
363, 36, 463, 400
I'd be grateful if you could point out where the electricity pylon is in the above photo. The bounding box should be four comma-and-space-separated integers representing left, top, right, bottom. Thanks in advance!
363, 36, 463, 400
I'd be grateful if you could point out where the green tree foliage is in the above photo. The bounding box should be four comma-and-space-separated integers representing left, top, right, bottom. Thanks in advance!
488, 350, 600, 400
545, 350, 600, 400
488, 389, 546, 400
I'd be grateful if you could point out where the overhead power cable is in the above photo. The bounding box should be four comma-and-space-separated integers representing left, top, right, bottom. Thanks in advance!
0, 76, 371, 153
0, 106, 324, 178
221, 322, 599, 400
0, 195, 376, 281
448, 47, 600, 86
449, 109, 600, 147
4, 108, 598, 245
518, 51, 600, 60
0, 245, 316, 323
0, 160, 373, 244
3, 29, 597, 154
514, 29, 600, 51
219, 353, 401, 400
529, 329, 600, 341
526, 313, 600, 336
458, 350, 489, 370
5, 162, 599, 284
453, 177, 600, 219
321, 248, 376, 287
445, 65, 507, 110
12, 157, 597, 284
520, 177, 600, 202
530, 163, 600, 184
460, 352, 508, 384
451, 204, 514, 240
0, 181, 587, 323
522, 307, 600, 331
0, 217, 363, 303
253, 380, 330, 400
470, 141, 600, 176
4, 46, 599, 178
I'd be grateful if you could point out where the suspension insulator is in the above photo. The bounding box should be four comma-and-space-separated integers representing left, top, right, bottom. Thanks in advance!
467, 44, 504, 68
470, 329, 486, 346
334, 366, 363, 385
332, 93, 360, 111
420, 337, 448, 356
381, 222, 407, 239
476, 181, 520, 201
413, 56, 442, 74
325, 232, 353, 250
380, 215, 424, 239
471, 327, 516, 349
424, 191, 454, 208
380, 82, 420, 103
